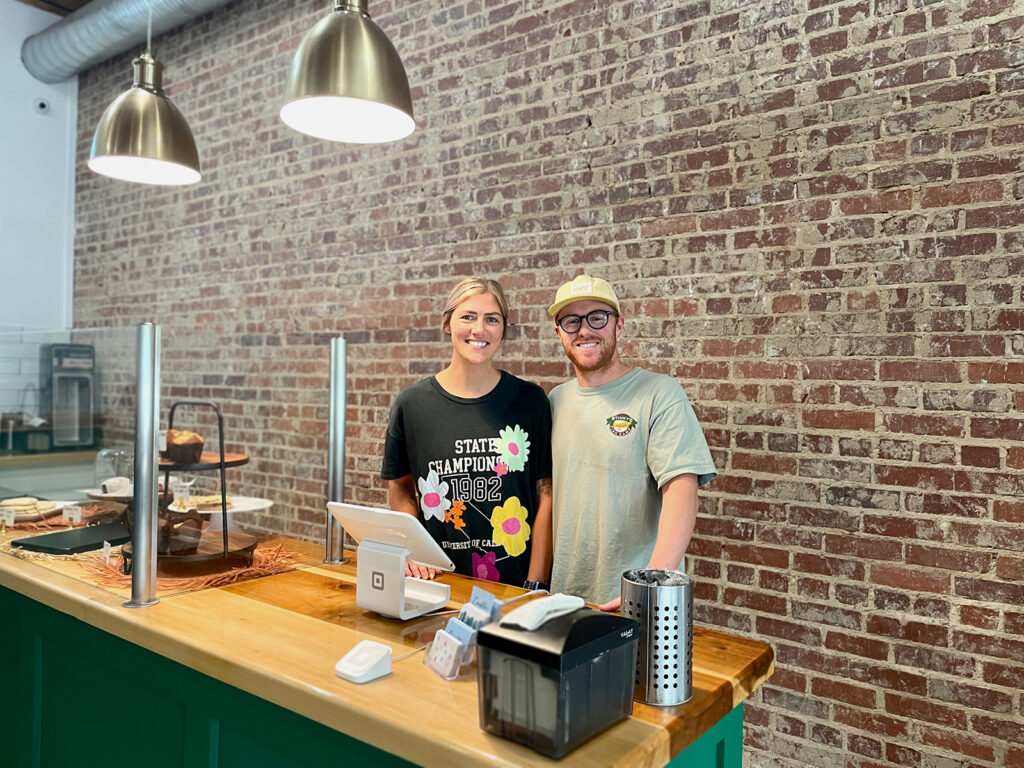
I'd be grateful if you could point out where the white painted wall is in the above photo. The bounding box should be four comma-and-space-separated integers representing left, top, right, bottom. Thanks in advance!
0, 0, 77, 333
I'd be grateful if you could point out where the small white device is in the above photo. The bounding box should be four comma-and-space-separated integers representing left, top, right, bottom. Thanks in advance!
500, 593, 585, 631
424, 630, 464, 680
335, 639, 393, 684
327, 502, 456, 620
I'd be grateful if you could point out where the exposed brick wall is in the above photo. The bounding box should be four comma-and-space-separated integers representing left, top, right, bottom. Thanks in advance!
72, 0, 1023, 765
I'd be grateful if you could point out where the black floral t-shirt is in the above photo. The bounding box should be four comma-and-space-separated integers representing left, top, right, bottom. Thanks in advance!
381, 371, 552, 586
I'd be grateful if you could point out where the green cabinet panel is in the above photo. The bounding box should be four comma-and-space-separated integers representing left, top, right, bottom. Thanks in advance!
665, 702, 743, 768
38, 632, 188, 767
0, 587, 414, 768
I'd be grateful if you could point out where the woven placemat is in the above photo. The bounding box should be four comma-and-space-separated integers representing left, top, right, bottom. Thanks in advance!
2, 540, 302, 595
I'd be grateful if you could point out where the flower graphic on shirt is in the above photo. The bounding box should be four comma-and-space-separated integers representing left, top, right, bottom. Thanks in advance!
446, 499, 467, 531
417, 470, 450, 522
472, 551, 501, 581
496, 424, 530, 473
494, 462, 509, 476
490, 496, 531, 557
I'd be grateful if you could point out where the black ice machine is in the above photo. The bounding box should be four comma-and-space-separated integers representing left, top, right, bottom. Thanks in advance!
40, 343, 96, 449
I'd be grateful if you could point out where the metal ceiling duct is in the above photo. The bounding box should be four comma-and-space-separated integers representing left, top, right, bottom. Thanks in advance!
21, 0, 232, 84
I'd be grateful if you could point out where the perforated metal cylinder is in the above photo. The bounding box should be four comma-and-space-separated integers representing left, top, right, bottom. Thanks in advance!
620, 569, 693, 706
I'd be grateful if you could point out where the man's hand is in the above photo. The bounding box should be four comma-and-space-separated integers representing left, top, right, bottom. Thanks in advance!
598, 596, 622, 612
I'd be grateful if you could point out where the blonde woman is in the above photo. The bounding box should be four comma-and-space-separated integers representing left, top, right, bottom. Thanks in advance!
382, 277, 553, 589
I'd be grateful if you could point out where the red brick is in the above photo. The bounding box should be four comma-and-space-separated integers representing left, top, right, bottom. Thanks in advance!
794, 553, 865, 581
920, 727, 996, 761
723, 587, 788, 615
810, 677, 877, 708
907, 544, 993, 573
724, 543, 791, 569
959, 605, 1001, 630
756, 617, 822, 646
870, 565, 951, 594
801, 409, 875, 431
803, 360, 875, 380
883, 413, 965, 438
962, 445, 1000, 468
965, 203, 1024, 228
833, 705, 909, 739
875, 465, 956, 491
921, 494, 988, 518
731, 452, 799, 475
972, 714, 1024, 744
867, 615, 950, 646
874, 161, 953, 189
997, 556, 1024, 581
839, 190, 913, 215
920, 180, 1005, 207
954, 577, 1024, 606
824, 631, 889, 660
971, 417, 1024, 441
824, 533, 902, 561
884, 693, 967, 728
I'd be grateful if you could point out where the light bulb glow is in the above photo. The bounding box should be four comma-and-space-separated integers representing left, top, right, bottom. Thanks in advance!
88, 155, 201, 185
280, 96, 415, 144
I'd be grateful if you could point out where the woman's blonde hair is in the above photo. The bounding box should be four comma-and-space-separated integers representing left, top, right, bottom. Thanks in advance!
441, 277, 509, 339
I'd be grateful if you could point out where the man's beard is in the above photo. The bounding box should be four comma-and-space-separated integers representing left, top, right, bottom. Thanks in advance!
565, 337, 616, 373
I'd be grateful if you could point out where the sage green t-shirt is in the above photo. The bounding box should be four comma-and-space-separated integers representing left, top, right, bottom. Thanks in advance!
549, 368, 717, 604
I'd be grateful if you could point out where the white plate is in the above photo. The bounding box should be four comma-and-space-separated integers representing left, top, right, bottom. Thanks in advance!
168, 495, 274, 515
190, 496, 273, 531
81, 488, 170, 501
81, 487, 130, 501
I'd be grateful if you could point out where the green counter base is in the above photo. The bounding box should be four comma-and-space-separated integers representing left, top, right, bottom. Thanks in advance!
0, 585, 743, 767
666, 701, 743, 768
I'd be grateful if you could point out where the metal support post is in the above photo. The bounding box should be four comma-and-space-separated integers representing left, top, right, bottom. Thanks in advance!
125, 323, 160, 607
325, 336, 349, 564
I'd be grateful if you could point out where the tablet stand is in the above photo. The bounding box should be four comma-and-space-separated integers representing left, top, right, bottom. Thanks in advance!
356, 539, 451, 620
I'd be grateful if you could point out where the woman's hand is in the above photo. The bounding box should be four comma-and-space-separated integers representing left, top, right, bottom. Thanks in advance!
405, 561, 440, 580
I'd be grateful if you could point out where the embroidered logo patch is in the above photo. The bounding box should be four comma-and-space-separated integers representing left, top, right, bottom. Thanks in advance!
606, 413, 638, 436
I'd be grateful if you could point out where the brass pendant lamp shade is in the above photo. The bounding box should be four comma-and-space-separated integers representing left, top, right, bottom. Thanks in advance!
281, 0, 415, 143
88, 53, 201, 186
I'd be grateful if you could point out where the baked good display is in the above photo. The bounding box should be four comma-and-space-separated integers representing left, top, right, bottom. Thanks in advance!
163, 429, 205, 464
1, 497, 57, 517
157, 508, 204, 555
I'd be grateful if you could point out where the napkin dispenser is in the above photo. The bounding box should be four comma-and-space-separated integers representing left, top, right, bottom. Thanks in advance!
476, 606, 639, 758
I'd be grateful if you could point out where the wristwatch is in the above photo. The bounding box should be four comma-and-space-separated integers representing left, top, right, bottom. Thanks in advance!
523, 580, 550, 592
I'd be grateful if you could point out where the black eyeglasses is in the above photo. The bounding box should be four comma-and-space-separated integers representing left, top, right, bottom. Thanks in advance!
557, 310, 618, 333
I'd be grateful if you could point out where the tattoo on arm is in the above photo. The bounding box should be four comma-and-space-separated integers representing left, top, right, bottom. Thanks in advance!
537, 478, 552, 499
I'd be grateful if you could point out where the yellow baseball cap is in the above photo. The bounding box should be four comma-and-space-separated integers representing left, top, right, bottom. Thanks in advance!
548, 274, 620, 318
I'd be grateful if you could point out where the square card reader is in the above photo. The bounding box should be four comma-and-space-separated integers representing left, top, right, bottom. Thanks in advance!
327, 502, 455, 620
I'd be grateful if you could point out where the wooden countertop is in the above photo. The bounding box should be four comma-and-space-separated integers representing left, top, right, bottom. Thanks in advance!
0, 536, 773, 767
0, 449, 94, 468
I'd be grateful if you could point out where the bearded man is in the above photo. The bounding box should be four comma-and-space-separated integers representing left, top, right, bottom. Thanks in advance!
547, 275, 717, 609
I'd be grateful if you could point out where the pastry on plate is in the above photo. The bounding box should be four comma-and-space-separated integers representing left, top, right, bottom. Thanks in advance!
170, 494, 232, 512
101, 476, 132, 495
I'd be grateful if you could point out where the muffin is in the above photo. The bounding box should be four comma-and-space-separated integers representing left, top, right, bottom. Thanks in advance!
163, 429, 204, 464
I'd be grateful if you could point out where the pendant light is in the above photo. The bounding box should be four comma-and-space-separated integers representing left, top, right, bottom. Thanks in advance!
281, 0, 415, 144
88, 1, 200, 185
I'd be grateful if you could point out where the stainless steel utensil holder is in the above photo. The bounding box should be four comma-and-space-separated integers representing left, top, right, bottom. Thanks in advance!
620, 569, 693, 706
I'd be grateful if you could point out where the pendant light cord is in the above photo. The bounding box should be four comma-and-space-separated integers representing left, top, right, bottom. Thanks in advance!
146, 0, 153, 54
